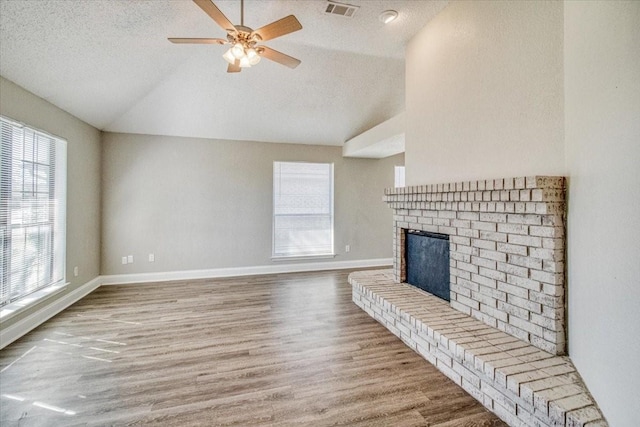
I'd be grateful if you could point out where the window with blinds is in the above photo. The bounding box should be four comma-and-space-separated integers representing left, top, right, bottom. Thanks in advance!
0, 116, 67, 308
273, 161, 334, 258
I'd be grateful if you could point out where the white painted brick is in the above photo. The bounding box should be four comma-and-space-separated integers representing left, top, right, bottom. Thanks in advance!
450, 235, 471, 246
472, 221, 498, 231
542, 237, 564, 250
509, 315, 544, 336
508, 234, 543, 247
481, 303, 508, 322
497, 262, 529, 278
534, 383, 585, 415
482, 382, 517, 414
479, 267, 507, 282
508, 294, 542, 314
480, 231, 508, 242
498, 300, 530, 320
530, 247, 564, 262
457, 278, 481, 292
508, 254, 543, 270
471, 309, 498, 328
451, 284, 471, 298
472, 239, 497, 250
478, 249, 508, 262
530, 225, 564, 238
456, 294, 480, 310
478, 285, 507, 302
507, 214, 542, 225
497, 281, 529, 298
498, 223, 529, 235
472, 256, 497, 269
542, 283, 565, 297
458, 227, 480, 238
480, 212, 508, 223
457, 261, 479, 274
507, 274, 542, 292
450, 300, 472, 315
472, 273, 498, 289
451, 251, 471, 263
531, 269, 563, 285
497, 242, 528, 256
472, 291, 499, 307
438, 210, 456, 219
566, 406, 605, 426
549, 393, 594, 426
437, 359, 462, 385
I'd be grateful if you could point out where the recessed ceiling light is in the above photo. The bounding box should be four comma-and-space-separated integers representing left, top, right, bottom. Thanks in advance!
379, 10, 398, 24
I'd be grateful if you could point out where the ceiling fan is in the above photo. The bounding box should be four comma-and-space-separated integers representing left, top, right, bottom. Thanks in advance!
169, 0, 302, 73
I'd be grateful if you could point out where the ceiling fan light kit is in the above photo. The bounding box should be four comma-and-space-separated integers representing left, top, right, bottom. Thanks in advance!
169, 0, 302, 73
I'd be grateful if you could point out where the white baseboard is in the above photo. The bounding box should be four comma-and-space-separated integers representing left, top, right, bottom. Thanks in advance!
0, 277, 101, 350
101, 258, 392, 285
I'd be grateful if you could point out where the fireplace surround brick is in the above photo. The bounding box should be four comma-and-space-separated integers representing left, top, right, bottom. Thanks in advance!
384, 176, 567, 355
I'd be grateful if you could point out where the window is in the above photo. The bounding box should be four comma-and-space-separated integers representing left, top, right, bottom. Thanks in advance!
394, 166, 405, 188
273, 161, 334, 258
1, 116, 67, 309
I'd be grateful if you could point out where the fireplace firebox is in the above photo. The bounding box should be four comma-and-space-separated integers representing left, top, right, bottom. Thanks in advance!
405, 230, 450, 301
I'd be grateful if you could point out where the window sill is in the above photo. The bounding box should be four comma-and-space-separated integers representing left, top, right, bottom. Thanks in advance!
0, 283, 68, 323
271, 254, 337, 262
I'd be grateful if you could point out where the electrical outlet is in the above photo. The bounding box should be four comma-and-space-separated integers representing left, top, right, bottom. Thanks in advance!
345, 244, 350, 253
121, 257, 127, 265
148, 253, 155, 262
127, 255, 134, 263
73, 266, 79, 277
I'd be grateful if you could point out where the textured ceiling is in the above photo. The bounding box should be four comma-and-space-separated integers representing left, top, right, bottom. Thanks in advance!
0, 0, 447, 146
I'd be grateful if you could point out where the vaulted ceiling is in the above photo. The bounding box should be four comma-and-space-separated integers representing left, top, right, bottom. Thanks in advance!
0, 0, 447, 145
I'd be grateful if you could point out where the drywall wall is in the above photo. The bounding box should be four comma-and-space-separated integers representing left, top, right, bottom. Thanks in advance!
564, 2, 640, 425
0, 76, 101, 329
404, 1, 640, 424
405, 0, 564, 185
101, 132, 403, 275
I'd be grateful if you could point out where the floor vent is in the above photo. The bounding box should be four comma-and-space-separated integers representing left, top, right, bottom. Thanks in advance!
325, 1, 359, 18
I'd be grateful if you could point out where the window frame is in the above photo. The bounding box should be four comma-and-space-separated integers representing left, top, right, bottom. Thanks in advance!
0, 116, 67, 319
272, 161, 335, 260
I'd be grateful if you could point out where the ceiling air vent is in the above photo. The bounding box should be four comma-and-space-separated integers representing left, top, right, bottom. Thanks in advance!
325, 1, 359, 18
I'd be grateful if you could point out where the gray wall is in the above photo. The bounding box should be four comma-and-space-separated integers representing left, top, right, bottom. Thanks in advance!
101, 132, 402, 275
405, 1, 640, 424
564, 2, 640, 425
0, 76, 102, 329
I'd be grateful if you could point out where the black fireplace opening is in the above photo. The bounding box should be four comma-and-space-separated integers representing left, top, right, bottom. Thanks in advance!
405, 230, 450, 302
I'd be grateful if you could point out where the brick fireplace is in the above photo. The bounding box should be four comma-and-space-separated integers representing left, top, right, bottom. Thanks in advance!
386, 176, 566, 355
349, 176, 609, 426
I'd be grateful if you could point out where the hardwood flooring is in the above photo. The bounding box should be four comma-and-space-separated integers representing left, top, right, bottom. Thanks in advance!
0, 269, 506, 426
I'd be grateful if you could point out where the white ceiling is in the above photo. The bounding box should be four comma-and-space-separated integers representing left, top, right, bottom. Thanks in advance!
0, 0, 447, 146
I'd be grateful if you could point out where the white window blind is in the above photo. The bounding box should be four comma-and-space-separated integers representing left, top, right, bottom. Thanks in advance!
273, 161, 334, 258
0, 116, 66, 308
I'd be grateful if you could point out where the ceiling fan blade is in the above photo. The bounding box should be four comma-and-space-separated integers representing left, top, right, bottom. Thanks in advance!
227, 60, 241, 73
193, 0, 236, 32
259, 46, 301, 69
168, 38, 227, 45
251, 15, 302, 41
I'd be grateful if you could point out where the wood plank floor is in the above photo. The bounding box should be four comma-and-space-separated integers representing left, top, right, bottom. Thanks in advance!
0, 269, 506, 426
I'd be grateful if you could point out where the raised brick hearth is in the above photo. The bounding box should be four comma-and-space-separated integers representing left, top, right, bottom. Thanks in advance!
350, 270, 607, 427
